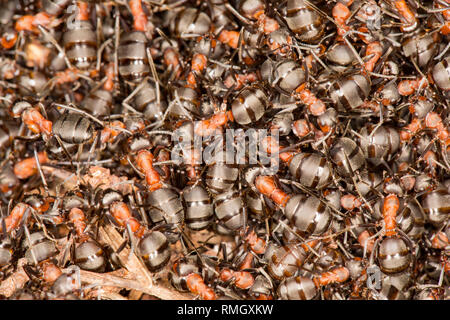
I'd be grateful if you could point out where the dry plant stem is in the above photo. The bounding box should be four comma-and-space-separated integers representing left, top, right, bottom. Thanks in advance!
98, 225, 152, 285
128, 289, 144, 300
98, 291, 129, 300
0, 258, 30, 297
87, 287, 129, 300
74, 268, 192, 300
97, 224, 193, 300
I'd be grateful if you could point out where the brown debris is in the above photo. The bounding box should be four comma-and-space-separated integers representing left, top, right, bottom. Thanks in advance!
82, 166, 133, 195
0, 259, 30, 298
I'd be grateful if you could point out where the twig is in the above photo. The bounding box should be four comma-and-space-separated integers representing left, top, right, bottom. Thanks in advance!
0, 258, 30, 297
75, 269, 192, 300
96, 225, 193, 300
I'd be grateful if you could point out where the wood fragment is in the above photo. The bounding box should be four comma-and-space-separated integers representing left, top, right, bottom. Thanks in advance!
94, 224, 193, 300
86, 287, 129, 300
75, 269, 192, 300
99, 291, 129, 300
0, 259, 30, 298
128, 289, 144, 300
98, 224, 153, 286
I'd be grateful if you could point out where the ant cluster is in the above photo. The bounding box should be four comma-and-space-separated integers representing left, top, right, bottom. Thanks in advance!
0, 0, 449, 300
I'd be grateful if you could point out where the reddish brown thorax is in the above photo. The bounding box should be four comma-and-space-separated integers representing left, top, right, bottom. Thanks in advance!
194, 111, 233, 136
358, 230, 375, 253
15, 12, 52, 33
22, 108, 53, 136
42, 261, 63, 284
186, 273, 216, 300
431, 231, 449, 249
313, 267, 350, 287
163, 48, 182, 79
363, 41, 382, 73
0, 203, 29, 233
135, 150, 163, 191
224, 73, 258, 90
393, 0, 417, 31
244, 229, 266, 254
103, 63, 116, 92
217, 30, 241, 49
398, 78, 428, 96
220, 268, 254, 289
255, 176, 291, 207
238, 252, 255, 270
340, 194, 362, 211
13, 152, 49, 180
68, 208, 90, 243
295, 84, 326, 116
260, 136, 295, 164
76, 1, 90, 21
400, 118, 423, 142
383, 194, 400, 237
100, 121, 126, 144
110, 201, 145, 238
332, 2, 351, 38
129, 0, 148, 32
1, 30, 18, 49
292, 119, 312, 138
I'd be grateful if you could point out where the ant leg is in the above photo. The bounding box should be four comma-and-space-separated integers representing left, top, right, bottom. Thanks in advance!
147, 47, 161, 107
29, 206, 55, 242
174, 90, 193, 120
258, 267, 274, 289
53, 103, 104, 127
257, 192, 272, 244
270, 220, 283, 246
131, 190, 149, 226
220, 242, 228, 263
397, 228, 417, 271
336, 239, 354, 259
37, 25, 73, 69
178, 233, 190, 255
59, 233, 74, 267
126, 223, 137, 261
115, 239, 128, 255
114, 6, 120, 84
96, 39, 112, 72
24, 224, 39, 266
368, 236, 381, 266
309, 47, 331, 72
53, 134, 74, 168
362, 229, 380, 259
223, 3, 251, 24
368, 107, 385, 141
440, 148, 450, 172
435, 41, 450, 61
343, 33, 365, 68
121, 80, 146, 115
146, 130, 174, 137
1, 219, 8, 238
126, 155, 145, 178
304, 0, 333, 22
14, 134, 41, 141
224, 26, 243, 64
282, 178, 345, 218
83, 133, 99, 171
